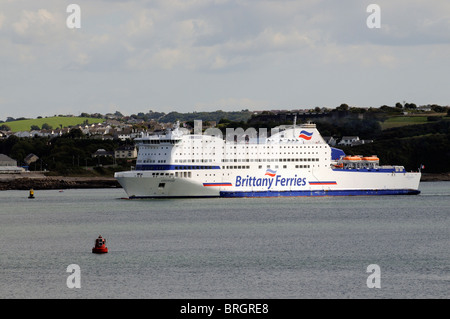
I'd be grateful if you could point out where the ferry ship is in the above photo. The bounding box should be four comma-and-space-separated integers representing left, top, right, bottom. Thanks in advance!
114, 121, 421, 198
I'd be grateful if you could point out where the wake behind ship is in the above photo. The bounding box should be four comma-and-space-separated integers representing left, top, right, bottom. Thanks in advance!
114, 121, 421, 198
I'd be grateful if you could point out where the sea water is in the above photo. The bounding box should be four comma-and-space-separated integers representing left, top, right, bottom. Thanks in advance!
0, 182, 449, 299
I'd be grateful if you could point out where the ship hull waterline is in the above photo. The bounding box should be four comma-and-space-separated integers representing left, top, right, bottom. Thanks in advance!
115, 171, 421, 199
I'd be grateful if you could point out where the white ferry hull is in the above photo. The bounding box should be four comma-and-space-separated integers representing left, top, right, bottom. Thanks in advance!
220, 170, 421, 197
115, 169, 421, 198
115, 172, 220, 198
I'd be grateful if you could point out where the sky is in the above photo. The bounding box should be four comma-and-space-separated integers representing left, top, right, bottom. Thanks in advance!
1, 0, 449, 121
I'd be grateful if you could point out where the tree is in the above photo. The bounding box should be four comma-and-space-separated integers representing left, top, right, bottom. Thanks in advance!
31, 125, 40, 130
42, 123, 53, 130
336, 104, 349, 111
404, 103, 417, 109
0, 124, 11, 131
64, 128, 83, 139
430, 104, 445, 113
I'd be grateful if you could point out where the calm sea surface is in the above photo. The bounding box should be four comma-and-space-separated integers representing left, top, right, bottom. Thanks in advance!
0, 182, 449, 299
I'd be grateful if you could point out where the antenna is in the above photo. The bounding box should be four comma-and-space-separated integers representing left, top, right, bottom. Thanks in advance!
292, 115, 297, 139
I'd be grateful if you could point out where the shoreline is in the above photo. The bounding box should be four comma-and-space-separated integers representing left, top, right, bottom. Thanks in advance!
0, 172, 449, 191
420, 172, 450, 182
0, 173, 120, 190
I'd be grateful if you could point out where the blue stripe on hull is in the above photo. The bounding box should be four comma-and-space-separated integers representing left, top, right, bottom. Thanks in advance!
220, 189, 420, 197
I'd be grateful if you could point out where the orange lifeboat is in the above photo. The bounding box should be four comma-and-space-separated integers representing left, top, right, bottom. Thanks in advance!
92, 235, 108, 254
343, 156, 361, 161
362, 156, 379, 162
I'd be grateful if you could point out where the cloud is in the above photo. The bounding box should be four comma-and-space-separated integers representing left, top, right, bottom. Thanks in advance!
0, 13, 5, 30
11, 9, 65, 44
0, 0, 449, 120
3, 0, 448, 73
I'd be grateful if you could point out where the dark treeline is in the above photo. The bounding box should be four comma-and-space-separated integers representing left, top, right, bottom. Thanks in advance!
94, 110, 254, 123
341, 121, 450, 173
2, 108, 450, 174
217, 111, 450, 173
219, 110, 383, 140
0, 129, 132, 175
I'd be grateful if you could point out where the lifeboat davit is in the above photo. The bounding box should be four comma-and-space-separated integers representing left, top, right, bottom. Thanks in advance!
92, 235, 108, 254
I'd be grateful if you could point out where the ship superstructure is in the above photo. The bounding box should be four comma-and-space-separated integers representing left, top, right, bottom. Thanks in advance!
114, 121, 421, 198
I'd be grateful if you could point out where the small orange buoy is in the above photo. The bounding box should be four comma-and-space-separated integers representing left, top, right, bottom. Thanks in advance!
28, 189, 35, 199
92, 235, 108, 254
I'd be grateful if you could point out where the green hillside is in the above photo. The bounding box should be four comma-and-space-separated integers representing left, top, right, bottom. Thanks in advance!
380, 114, 448, 130
4, 116, 105, 132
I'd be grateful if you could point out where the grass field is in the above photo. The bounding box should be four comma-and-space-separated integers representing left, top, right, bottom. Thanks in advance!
4, 116, 105, 132
380, 115, 448, 130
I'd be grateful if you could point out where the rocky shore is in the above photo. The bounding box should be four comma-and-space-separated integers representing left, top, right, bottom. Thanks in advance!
0, 172, 448, 191
0, 173, 120, 190
420, 172, 450, 182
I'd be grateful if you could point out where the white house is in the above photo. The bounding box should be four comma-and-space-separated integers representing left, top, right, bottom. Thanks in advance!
115, 145, 137, 159
0, 154, 24, 173
338, 136, 360, 146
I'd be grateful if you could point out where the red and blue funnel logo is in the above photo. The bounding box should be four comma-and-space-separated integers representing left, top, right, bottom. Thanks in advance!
265, 169, 277, 177
298, 130, 313, 140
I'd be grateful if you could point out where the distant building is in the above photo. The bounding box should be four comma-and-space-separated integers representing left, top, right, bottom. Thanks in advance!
0, 154, 17, 166
338, 136, 360, 146
351, 139, 374, 146
14, 131, 32, 138
417, 105, 432, 112
24, 153, 39, 165
115, 145, 137, 159
323, 136, 337, 146
115, 127, 147, 141
92, 149, 114, 158
0, 154, 24, 173
338, 136, 373, 147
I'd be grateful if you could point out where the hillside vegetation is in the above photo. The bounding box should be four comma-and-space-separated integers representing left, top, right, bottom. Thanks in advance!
341, 120, 450, 173
1, 105, 449, 175
4, 116, 105, 132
